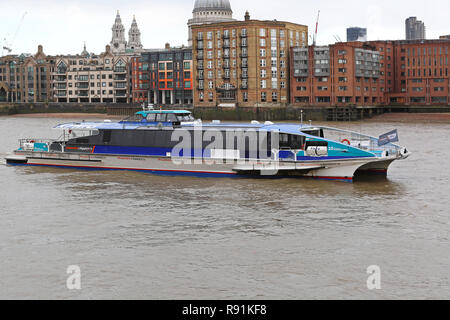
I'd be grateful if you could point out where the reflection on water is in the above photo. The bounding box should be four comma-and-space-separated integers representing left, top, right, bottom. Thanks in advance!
0, 117, 449, 299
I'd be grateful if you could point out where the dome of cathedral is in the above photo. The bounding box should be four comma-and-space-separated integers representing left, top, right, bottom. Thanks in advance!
193, 0, 232, 13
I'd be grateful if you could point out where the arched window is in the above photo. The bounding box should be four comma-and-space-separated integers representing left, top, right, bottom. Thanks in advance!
57, 61, 67, 74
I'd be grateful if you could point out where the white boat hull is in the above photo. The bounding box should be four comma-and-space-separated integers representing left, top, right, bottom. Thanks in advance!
6, 150, 404, 182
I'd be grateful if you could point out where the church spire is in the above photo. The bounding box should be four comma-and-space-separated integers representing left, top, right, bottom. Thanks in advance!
110, 10, 127, 53
81, 41, 89, 57
127, 14, 143, 52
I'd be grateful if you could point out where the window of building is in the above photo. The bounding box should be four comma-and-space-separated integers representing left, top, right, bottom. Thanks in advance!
260, 80, 267, 89
261, 92, 266, 102
272, 92, 277, 102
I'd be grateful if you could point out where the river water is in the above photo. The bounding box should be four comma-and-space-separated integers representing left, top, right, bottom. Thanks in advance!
0, 115, 449, 300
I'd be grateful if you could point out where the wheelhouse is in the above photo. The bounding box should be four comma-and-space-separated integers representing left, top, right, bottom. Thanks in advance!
120, 110, 195, 125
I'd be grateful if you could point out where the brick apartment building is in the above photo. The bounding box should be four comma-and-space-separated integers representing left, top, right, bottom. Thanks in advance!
192, 12, 308, 108
0, 45, 55, 103
131, 45, 193, 106
291, 39, 450, 107
290, 42, 384, 107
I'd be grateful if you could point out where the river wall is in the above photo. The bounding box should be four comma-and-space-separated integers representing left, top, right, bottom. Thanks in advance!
1, 103, 450, 121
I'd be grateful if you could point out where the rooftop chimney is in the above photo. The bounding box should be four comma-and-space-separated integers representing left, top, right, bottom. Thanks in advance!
245, 11, 250, 21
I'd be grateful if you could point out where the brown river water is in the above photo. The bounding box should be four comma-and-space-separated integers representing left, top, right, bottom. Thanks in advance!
0, 115, 449, 299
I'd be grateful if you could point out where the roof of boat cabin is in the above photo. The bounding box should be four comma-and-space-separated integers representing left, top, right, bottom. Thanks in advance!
136, 110, 192, 117
53, 121, 317, 135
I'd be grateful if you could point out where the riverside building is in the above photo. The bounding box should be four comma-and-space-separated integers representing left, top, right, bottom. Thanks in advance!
0, 45, 54, 103
131, 45, 193, 105
290, 39, 450, 106
192, 11, 308, 108
53, 45, 134, 103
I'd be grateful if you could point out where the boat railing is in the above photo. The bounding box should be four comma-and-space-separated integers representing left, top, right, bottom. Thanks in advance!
18, 138, 63, 152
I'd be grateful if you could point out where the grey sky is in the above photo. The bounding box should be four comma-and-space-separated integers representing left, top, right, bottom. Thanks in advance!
1, 0, 449, 55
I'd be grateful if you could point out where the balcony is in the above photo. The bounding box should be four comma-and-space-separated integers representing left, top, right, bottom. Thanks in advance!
239, 33, 248, 38
55, 91, 67, 97
197, 75, 204, 80
241, 62, 248, 68
223, 34, 230, 39
196, 54, 204, 60
78, 84, 89, 89
197, 65, 204, 70
240, 74, 248, 79
240, 42, 248, 48
239, 53, 248, 58
114, 68, 126, 73
223, 74, 230, 80
114, 75, 127, 81
114, 91, 127, 97
240, 85, 248, 90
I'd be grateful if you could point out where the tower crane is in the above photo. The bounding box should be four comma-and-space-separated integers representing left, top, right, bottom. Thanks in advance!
312, 10, 320, 46
2, 12, 27, 55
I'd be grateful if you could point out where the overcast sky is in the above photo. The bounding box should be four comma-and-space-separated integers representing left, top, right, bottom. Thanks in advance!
1, 0, 449, 56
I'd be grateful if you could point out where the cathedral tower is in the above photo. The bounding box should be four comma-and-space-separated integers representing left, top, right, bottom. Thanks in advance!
127, 15, 143, 52
111, 10, 127, 53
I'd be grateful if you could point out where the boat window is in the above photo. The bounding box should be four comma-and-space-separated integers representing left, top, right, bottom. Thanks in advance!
156, 113, 167, 122
123, 114, 144, 122
280, 134, 290, 148
75, 138, 89, 144
166, 113, 178, 122
146, 114, 156, 122
301, 129, 324, 138
291, 135, 305, 149
102, 130, 112, 143
177, 114, 194, 122
280, 133, 305, 149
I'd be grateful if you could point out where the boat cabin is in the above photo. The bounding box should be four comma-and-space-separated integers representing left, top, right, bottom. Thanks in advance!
121, 110, 195, 126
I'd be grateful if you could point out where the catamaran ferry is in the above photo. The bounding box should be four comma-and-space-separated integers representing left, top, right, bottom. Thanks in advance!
5, 108, 410, 182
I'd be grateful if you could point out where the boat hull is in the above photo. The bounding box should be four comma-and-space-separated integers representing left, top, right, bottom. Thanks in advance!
5, 150, 402, 182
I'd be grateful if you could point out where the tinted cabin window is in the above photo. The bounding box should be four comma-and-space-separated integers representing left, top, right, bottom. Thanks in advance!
280, 134, 305, 149
147, 114, 156, 122
280, 134, 290, 148
156, 113, 166, 122
102, 130, 112, 143
166, 114, 177, 122
301, 129, 324, 138
290, 135, 305, 149
75, 138, 89, 144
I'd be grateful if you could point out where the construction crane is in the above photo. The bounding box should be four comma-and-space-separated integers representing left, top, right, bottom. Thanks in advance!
312, 10, 320, 46
333, 35, 343, 43
2, 12, 27, 55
